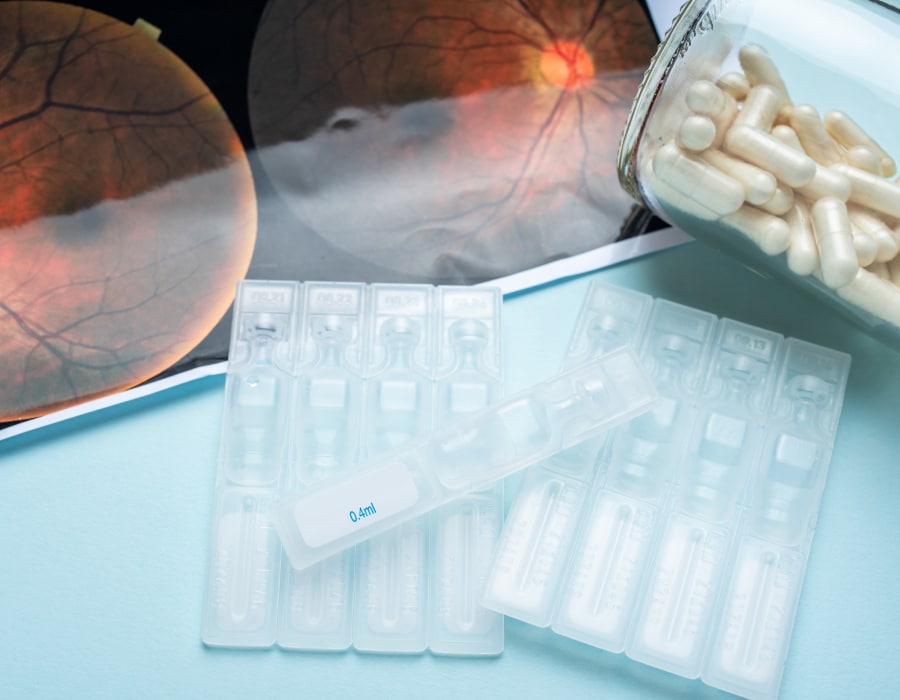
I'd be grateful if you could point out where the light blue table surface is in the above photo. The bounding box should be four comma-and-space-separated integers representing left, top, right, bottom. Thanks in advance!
3, 241, 899, 699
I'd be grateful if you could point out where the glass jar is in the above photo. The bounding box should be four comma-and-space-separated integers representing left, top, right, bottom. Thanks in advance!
618, 0, 900, 348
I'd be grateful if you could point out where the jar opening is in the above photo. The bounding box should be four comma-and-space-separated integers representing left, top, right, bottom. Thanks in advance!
617, 0, 723, 203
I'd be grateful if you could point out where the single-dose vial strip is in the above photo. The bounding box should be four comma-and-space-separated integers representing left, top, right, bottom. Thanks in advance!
483, 286, 717, 631
625, 318, 784, 678
703, 339, 849, 699
480, 284, 659, 626
202, 281, 506, 655
350, 285, 504, 655
351, 285, 436, 654
203, 281, 301, 648
277, 283, 367, 652
480, 280, 850, 700
273, 345, 659, 572
428, 292, 505, 656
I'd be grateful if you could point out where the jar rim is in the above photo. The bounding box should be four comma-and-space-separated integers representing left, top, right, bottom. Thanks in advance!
616, 0, 714, 202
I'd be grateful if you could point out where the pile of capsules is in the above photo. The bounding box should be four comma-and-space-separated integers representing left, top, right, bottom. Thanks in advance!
646, 43, 900, 327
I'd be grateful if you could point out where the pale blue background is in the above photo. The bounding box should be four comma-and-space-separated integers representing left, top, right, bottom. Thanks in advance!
2, 241, 899, 699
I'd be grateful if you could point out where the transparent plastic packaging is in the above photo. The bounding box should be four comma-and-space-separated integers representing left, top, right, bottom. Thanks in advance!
618, 0, 900, 350
203, 281, 300, 648
202, 281, 507, 655
482, 280, 850, 700
274, 345, 658, 571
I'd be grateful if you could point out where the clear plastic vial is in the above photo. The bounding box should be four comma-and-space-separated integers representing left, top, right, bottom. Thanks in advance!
618, 0, 900, 348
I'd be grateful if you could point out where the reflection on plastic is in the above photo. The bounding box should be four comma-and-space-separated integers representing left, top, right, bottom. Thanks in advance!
274, 346, 658, 571
205, 491, 281, 646
481, 280, 851, 700
204, 280, 507, 654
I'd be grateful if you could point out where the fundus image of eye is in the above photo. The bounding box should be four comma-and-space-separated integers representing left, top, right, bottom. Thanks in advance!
0, 2, 257, 420
248, 0, 657, 282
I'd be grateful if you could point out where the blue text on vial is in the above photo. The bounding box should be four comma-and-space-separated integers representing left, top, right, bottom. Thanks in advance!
349, 502, 377, 523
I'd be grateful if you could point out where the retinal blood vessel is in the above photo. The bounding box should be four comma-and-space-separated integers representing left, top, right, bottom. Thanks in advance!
247, 0, 657, 282
0, 2, 256, 421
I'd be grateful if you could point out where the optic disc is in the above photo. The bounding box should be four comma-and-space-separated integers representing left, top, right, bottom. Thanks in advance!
540, 40, 595, 90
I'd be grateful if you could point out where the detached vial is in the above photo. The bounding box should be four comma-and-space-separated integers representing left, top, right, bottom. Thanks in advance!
618, 0, 900, 350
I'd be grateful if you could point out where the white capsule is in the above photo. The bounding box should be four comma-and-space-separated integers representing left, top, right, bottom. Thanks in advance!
652, 141, 744, 216
777, 104, 795, 124
851, 226, 878, 268
733, 84, 783, 132
834, 269, 900, 328
757, 184, 794, 216
771, 125, 805, 153
686, 80, 728, 116
738, 44, 791, 106
875, 231, 900, 263
796, 165, 851, 202
685, 81, 737, 148
874, 229, 900, 262
845, 145, 883, 175
831, 163, 900, 219
699, 149, 777, 205
710, 106, 738, 149
810, 198, 859, 288
847, 207, 900, 262
724, 125, 817, 188
678, 115, 717, 152
722, 204, 791, 255
716, 71, 750, 101
694, 32, 736, 83
785, 202, 819, 276
824, 111, 896, 177
788, 105, 843, 166
645, 160, 721, 221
